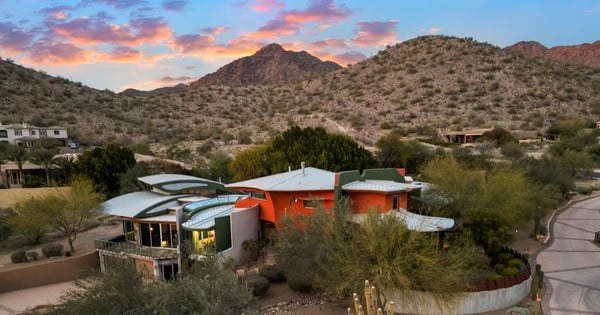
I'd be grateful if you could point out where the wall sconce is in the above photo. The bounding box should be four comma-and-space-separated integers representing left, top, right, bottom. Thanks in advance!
161, 240, 169, 247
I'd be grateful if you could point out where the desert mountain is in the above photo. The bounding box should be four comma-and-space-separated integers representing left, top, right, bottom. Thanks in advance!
1, 36, 599, 152
190, 43, 341, 87
506, 40, 600, 68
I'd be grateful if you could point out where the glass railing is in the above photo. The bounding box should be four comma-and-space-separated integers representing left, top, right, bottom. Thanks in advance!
184, 194, 246, 214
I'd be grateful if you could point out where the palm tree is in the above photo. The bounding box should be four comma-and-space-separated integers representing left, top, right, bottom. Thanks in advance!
30, 147, 57, 187
52, 156, 77, 186
7, 144, 28, 186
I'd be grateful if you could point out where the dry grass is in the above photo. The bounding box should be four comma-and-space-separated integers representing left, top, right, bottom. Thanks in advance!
0, 188, 70, 208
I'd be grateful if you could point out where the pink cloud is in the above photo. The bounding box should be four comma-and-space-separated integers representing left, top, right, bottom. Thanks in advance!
0, 22, 35, 54
50, 15, 172, 46
284, 0, 351, 23
329, 51, 366, 65
24, 40, 95, 65
172, 34, 216, 53
352, 20, 399, 46
248, 0, 352, 39
98, 46, 143, 62
310, 38, 347, 49
250, 0, 285, 13
201, 25, 231, 35
123, 75, 196, 91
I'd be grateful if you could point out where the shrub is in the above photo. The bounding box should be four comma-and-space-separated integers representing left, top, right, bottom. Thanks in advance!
42, 243, 64, 258
246, 275, 270, 296
501, 267, 520, 277
11, 250, 27, 263
486, 273, 503, 281
507, 258, 523, 269
288, 277, 312, 293
27, 251, 39, 261
241, 240, 261, 263
576, 185, 593, 195
494, 263, 506, 273
259, 264, 285, 283
497, 252, 514, 265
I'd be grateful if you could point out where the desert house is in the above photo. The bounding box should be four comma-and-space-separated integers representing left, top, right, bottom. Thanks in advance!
0, 122, 68, 147
97, 166, 454, 280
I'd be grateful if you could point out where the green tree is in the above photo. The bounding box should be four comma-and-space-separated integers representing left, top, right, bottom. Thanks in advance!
268, 126, 378, 173
9, 197, 51, 244
119, 163, 153, 194
44, 254, 258, 315
547, 118, 596, 139
0, 142, 8, 186
500, 142, 524, 160
276, 202, 485, 307
207, 151, 233, 183
229, 145, 270, 181
45, 177, 103, 252
29, 147, 58, 187
51, 156, 77, 186
76, 144, 135, 197
481, 127, 516, 147
375, 132, 433, 173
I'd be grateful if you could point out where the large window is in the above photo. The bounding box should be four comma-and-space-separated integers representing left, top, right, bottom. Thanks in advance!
14, 130, 22, 136
140, 223, 177, 248
53, 130, 60, 135
0, 130, 7, 138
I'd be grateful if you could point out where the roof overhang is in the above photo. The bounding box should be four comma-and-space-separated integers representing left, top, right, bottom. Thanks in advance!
351, 209, 454, 232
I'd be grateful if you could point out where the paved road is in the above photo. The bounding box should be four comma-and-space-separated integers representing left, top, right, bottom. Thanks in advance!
537, 197, 600, 315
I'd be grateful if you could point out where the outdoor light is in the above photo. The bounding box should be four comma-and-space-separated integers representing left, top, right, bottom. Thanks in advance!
161, 240, 169, 247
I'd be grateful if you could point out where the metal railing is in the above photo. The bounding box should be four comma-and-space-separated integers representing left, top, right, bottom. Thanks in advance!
94, 238, 178, 260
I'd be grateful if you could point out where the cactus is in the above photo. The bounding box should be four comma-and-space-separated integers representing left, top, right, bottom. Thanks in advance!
347, 280, 394, 315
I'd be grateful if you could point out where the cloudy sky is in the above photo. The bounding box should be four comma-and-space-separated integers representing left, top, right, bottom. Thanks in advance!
0, 0, 598, 92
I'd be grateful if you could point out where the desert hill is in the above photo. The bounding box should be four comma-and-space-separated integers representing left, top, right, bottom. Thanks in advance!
190, 43, 341, 87
506, 40, 600, 68
1, 36, 599, 154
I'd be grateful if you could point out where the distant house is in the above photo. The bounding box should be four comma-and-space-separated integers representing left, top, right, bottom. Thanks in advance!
0, 122, 68, 147
440, 128, 493, 144
98, 166, 454, 280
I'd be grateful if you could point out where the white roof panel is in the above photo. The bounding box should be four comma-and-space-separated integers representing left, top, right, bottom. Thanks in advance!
226, 167, 335, 191
352, 209, 454, 232
342, 180, 421, 193
138, 174, 220, 186
182, 205, 236, 230
102, 191, 191, 218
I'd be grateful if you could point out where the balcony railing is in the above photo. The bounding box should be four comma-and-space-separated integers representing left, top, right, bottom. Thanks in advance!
95, 237, 179, 260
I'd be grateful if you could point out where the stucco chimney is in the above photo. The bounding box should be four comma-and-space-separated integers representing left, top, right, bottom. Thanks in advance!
301, 161, 305, 175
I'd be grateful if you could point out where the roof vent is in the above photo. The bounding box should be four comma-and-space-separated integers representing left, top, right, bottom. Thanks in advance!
301, 161, 306, 175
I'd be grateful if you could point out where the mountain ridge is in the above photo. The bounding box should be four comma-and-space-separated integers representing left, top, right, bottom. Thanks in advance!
506, 40, 600, 68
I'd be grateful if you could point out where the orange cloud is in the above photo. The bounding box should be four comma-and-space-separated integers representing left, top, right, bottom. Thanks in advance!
122, 75, 196, 91
97, 46, 143, 62
352, 20, 399, 46
201, 25, 230, 36
23, 41, 95, 66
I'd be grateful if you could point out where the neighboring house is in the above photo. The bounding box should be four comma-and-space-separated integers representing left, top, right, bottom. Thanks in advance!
98, 166, 454, 280
0, 161, 45, 188
0, 122, 69, 147
440, 128, 493, 144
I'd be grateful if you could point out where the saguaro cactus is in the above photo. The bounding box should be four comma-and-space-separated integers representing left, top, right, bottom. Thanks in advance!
347, 280, 394, 315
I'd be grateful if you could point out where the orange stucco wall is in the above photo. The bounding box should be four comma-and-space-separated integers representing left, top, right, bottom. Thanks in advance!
233, 189, 334, 224
346, 191, 408, 214
134, 258, 154, 277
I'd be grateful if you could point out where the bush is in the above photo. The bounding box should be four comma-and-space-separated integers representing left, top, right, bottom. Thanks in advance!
42, 243, 64, 258
486, 273, 503, 281
501, 267, 520, 276
288, 277, 312, 293
259, 264, 285, 283
494, 263, 505, 273
27, 251, 39, 261
507, 258, 523, 269
11, 250, 27, 263
497, 252, 514, 265
246, 275, 270, 296
576, 185, 593, 195
241, 240, 261, 263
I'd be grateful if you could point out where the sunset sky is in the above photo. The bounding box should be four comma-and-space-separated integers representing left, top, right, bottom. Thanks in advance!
1, 0, 598, 92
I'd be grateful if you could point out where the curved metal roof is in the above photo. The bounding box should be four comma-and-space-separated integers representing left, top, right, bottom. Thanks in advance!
182, 205, 236, 230
352, 209, 454, 232
226, 167, 335, 191
102, 191, 192, 218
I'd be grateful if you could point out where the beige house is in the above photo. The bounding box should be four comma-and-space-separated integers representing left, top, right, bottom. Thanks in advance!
0, 123, 68, 147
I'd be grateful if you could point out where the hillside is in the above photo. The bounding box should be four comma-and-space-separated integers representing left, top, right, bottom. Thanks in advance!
1, 36, 599, 156
506, 40, 600, 68
190, 43, 341, 87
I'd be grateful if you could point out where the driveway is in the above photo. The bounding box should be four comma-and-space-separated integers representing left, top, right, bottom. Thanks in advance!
537, 197, 600, 314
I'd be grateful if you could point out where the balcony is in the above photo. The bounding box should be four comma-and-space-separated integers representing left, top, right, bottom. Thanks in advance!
95, 236, 179, 260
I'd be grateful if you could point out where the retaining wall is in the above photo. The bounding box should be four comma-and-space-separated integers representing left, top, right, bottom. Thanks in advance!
0, 251, 99, 293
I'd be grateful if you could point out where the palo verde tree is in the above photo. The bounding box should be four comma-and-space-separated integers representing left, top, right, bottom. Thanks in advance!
375, 131, 433, 173
46, 176, 104, 252
276, 199, 485, 310
76, 144, 135, 197
8, 196, 52, 244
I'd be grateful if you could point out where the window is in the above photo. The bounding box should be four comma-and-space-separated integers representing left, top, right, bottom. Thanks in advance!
160, 223, 178, 248
249, 191, 266, 200
140, 223, 177, 247
0, 130, 6, 138
14, 130, 22, 136
392, 195, 399, 210
303, 200, 322, 209
31, 130, 36, 135
123, 221, 136, 242
40, 130, 47, 136
53, 130, 60, 135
